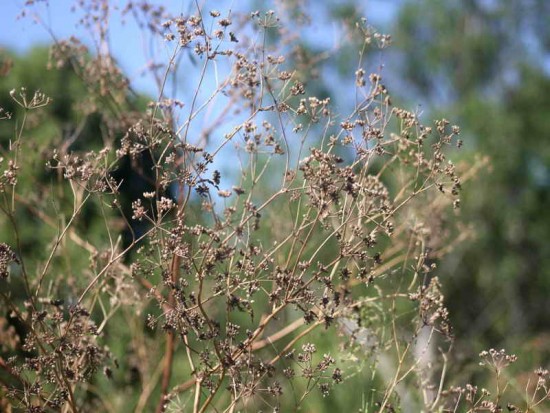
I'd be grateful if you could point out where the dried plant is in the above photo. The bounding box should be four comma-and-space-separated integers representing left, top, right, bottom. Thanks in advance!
0, 1, 546, 413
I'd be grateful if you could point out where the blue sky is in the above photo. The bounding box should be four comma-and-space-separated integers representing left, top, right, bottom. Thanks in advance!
1, 0, 402, 195
1, 0, 196, 94
1, 0, 403, 174
1, 0, 400, 95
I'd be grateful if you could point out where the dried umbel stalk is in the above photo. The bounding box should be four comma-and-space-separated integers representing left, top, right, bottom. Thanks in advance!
0, 2, 494, 413
436, 350, 550, 413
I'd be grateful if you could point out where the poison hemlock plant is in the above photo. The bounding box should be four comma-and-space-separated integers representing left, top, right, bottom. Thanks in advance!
0, 2, 548, 413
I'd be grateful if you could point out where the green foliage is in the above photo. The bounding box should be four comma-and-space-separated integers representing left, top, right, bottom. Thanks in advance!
393, 0, 550, 388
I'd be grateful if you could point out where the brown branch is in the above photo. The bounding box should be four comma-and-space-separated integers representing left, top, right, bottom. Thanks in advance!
251, 317, 306, 351
155, 329, 175, 413
171, 315, 308, 396
155, 253, 180, 413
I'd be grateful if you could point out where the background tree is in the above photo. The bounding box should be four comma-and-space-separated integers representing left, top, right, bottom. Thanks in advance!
391, 0, 550, 373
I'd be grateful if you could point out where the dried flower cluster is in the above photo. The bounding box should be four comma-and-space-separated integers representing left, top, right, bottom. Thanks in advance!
437, 349, 550, 412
